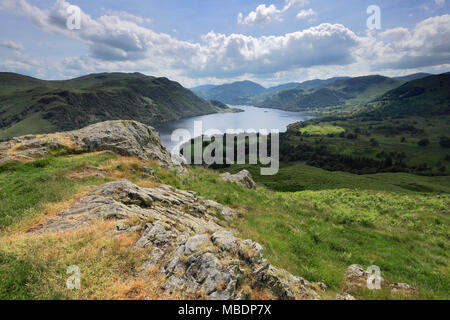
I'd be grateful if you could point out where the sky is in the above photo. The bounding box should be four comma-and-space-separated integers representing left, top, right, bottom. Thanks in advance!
0, 0, 449, 87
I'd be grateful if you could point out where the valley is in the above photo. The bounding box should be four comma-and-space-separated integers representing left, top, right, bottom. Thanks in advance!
0, 70, 449, 301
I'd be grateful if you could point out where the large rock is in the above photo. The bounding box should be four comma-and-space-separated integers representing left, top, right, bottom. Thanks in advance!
63, 120, 173, 166
0, 120, 177, 168
220, 170, 257, 190
341, 264, 416, 297
31, 180, 321, 300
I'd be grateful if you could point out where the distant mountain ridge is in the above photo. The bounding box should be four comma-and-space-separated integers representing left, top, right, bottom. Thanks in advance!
192, 80, 266, 104
190, 74, 431, 108
256, 75, 404, 111
394, 73, 432, 82
0, 72, 225, 140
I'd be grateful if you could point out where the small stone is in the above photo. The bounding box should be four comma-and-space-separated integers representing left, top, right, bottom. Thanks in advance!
336, 293, 356, 300
318, 282, 327, 291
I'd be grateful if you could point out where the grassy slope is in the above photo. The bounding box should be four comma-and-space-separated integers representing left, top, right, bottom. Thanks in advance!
0, 152, 448, 299
221, 162, 450, 193
157, 164, 450, 300
364, 73, 450, 118
0, 72, 221, 140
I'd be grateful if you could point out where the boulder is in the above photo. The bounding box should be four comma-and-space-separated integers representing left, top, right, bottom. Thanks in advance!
342, 264, 416, 298
336, 293, 356, 300
63, 120, 173, 166
220, 170, 257, 190
0, 120, 179, 169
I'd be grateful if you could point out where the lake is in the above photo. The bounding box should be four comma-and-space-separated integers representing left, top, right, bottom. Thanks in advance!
154, 105, 314, 153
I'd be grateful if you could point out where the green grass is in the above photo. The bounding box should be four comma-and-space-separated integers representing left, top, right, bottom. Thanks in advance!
220, 162, 450, 193
0, 112, 56, 140
152, 165, 450, 299
0, 251, 44, 299
284, 115, 450, 175
299, 125, 345, 136
0, 152, 116, 229
0, 152, 448, 299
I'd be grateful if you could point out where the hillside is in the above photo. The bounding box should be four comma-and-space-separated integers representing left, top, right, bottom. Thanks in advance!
192, 77, 352, 106
272, 73, 450, 176
0, 120, 448, 300
0, 72, 225, 140
394, 73, 432, 82
196, 80, 266, 105
363, 73, 450, 118
258, 75, 404, 112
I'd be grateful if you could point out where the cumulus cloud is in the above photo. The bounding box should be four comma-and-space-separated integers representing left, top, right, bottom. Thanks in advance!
237, 0, 310, 26
0, 40, 24, 51
198, 24, 358, 77
104, 10, 151, 25
237, 4, 282, 26
296, 8, 317, 21
1, 0, 450, 83
1, 0, 358, 78
370, 14, 450, 70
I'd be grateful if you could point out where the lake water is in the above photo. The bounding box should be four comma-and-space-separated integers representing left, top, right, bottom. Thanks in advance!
154, 105, 314, 153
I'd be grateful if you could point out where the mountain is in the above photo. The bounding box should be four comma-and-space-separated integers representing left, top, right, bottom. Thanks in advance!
190, 84, 217, 99
0, 72, 225, 140
295, 77, 351, 92
257, 75, 404, 111
192, 80, 266, 105
265, 82, 301, 94
363, 73, 450, 118
394, 73, 432, 82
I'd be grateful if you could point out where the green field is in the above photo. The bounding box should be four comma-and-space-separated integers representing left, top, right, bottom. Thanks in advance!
299, 125, 345, 136
283, 115, 450, 175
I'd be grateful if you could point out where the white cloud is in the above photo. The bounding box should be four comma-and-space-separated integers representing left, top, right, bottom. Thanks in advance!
197, 23, 358, 77
296, 8, 317, 21
1, 0, 358, 78
237, 0, 310, 26
0, 40, 24, 51
237, 4, 282, 26
368, 14, 450, 70
1, 0, 450, 85
104, 10, 151, 25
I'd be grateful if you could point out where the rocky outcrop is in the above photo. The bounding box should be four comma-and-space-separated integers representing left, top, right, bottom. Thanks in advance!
0, 120, 176, 168
31, 180, 321, 300
64, 120, 173, 166
342, 264, 416, 298
220, 170, 257, 190
0, 135, 66, 164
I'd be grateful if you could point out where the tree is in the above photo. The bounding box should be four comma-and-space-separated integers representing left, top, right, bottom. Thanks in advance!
440, 136, 450, 148
418, 139, 430, 147
370, 138, 379, 147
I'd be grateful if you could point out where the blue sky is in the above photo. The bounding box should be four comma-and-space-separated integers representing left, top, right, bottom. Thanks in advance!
0, 0, 449, 87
